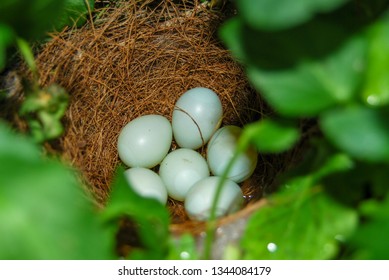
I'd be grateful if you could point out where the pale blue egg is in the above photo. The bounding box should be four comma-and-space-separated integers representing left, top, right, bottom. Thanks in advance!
124, 167, 168, 204
159, 148, 210, 201
117, 114, 172, 168
172, 87, 223, 149
207, 125, 257, 183
184, 176, 244, 221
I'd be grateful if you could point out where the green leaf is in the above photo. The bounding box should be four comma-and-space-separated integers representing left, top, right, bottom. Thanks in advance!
0, 0, 93, 42
16, 38, 38, 75
0, 121, 115, 259
19, 83, 69, 143
237, 0, 350, 31
0, 23, 15, 71
244, 119, 300, 153
0, 0, 66, 39
220, 18, 366, 117
220, 17, 349, 70
322, 160, 389, 208
55, 0, 95, 31
0, 122, 41, 161
247, 67, 335, 117
102, 166, 170, 259
167, 234, 198, 260
248, 36, 366, 117
242, 153, 356, 259
362, 13, 389, 106
312, 153, 354, 181
277, 138, 334, 183
242, 177, 358, 259
350, 195, 389, 259
320, 105, 389, 162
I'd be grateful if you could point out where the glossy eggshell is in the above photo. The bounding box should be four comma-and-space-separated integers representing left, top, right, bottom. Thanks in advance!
124, 167, 168, 204
184, 176, 244, 221
172, 87, 223, 149
207, 125, 257, 183
117, 114, 172, 168
159, 148, 210, 201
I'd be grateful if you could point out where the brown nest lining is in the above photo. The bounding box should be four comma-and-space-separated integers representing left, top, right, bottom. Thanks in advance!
20, 0, 297, 234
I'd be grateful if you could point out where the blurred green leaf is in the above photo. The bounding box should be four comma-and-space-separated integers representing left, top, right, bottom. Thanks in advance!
0, 0, 66, 40
362, 13, 389, 106
0, 122, 40, 161
242, 152, 356, 259
0, 23, 15, 71
19, 83, 69, 143
167, 234, 198, 260
0, 121, 115, 259
350, 195, 389, 259
0, 0, 94, 71
277, 138, 335, 186
320, 105, 389, 162
323, 161, 389, 207
102, 166, 170, 259
244, 119, 300, 153
0, 0, 94, 41
242, 176, 357, 259
248, 35, 366, 117
56, 0, 95, 31
220, 18, 366, 117
220, 17, 351, 70
237, 0, 349, 31
312, 153, 354, 181
16, 38, 38, 75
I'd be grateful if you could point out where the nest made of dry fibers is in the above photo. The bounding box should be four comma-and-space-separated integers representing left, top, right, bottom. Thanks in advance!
4, 0, 303, 237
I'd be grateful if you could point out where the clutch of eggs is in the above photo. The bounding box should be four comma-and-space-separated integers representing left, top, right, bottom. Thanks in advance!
117, 87, 258, 220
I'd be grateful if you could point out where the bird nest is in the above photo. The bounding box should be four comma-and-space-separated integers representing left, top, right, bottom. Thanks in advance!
3, 0, 304, 257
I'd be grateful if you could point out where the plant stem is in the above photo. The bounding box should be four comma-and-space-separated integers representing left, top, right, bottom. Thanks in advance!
203, 131, 251, 259
16, 37, 39, 81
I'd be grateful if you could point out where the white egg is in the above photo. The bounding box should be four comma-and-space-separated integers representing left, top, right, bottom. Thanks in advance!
207, 125, 257, 183
159, 148, 210, 201
124, 167, 168, 204
184, 176, 244, 221
172, 87, 223, 149
117, 114, 172, 168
